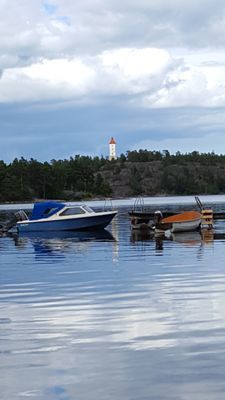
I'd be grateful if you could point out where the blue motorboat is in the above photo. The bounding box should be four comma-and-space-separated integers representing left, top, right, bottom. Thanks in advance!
16, 201, 117, 232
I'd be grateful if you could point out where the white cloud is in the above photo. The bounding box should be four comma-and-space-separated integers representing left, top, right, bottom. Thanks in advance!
100, 48, 172, 78
1, 0, 225, 67
23, 58, 95, 87
0, 0, 225, 108
1, 0, 225, 159
0, 58, 95, 102
1, 46, 225, 109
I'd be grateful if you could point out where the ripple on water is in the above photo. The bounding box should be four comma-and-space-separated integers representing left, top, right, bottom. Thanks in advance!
1, 205, 225, 399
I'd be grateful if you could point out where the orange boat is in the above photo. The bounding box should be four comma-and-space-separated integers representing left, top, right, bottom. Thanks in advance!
157, 211, 202, 233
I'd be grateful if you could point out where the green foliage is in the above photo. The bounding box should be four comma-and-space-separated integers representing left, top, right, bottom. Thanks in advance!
94, 173, 112, 196
129, 166, 142, 195
1, 149, 225, 202
126, 149, 163, 162
0, 155, 113, 202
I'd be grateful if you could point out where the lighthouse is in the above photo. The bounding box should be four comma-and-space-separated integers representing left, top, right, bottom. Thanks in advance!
109, 137, 117, 161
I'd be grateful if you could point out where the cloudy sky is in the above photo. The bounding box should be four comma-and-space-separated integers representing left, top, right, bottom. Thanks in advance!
1, 0, 225, 162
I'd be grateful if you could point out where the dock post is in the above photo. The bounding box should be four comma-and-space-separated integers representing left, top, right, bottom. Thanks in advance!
201, 209, 213, 229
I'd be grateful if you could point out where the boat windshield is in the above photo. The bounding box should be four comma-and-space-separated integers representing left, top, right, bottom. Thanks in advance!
82, 205, 95, 213
59, 207, 86, 216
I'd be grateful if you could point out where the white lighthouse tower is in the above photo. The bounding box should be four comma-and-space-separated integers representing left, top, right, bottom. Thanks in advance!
109, 137, 117, 161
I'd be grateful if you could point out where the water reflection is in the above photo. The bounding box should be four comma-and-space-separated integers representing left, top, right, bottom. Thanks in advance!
17, 228, 115, 242
110, 218, 120, 264
8, 229, 116, 259
171, 231, 202, 245
130, 229, 154, 243
2, 209, 225, 399
130, 228, 225, 256
2, 222, 225, 259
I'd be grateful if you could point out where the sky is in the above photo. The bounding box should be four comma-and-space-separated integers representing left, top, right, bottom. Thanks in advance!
1, 0, 225, 162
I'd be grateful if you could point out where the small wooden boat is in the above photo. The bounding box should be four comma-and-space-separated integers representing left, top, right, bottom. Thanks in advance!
156, 211, 202, 233
129, 197, 152, 230
129, 211, 152, 230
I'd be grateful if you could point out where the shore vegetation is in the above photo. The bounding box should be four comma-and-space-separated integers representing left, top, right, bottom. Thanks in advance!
1, 150, 225, 202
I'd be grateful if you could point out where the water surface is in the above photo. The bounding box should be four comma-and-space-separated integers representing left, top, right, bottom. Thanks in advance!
1, 198, 225, 399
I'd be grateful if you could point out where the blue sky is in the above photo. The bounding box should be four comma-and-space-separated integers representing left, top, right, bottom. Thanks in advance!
1, 0, 225, 162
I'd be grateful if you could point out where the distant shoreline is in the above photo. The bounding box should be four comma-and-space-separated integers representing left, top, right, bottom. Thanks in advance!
1, 193, 225, 210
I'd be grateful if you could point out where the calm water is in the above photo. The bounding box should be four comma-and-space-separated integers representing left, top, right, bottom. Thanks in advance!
1, 197, 225, 400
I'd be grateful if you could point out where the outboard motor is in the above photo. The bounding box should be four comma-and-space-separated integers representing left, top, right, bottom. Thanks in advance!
1, 210, 28, 233
15, 210, 29, 222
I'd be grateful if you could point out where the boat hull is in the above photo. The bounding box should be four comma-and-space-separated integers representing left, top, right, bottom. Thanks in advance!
171, 218, 201, 233
17, 212, 117, 232
159, 211, 202, 233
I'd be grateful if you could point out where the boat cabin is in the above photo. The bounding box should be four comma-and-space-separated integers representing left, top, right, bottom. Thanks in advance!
30, 202, 95, 221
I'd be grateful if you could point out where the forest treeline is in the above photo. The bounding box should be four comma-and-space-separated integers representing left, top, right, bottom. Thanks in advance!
1, 150, 225, 202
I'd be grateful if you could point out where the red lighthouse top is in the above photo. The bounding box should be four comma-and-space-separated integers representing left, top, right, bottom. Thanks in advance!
109, 137, 116, 144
